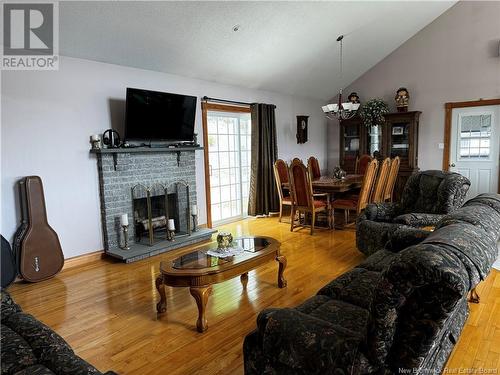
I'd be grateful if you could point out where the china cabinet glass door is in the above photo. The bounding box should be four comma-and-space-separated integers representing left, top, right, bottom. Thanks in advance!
366, 125, 383, 157
388, 122, 410, 158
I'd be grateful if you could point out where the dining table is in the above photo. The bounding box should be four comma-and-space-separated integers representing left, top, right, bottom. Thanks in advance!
309, 174, 363, 194
282, 174, 364, 229
282, 174, 363, 195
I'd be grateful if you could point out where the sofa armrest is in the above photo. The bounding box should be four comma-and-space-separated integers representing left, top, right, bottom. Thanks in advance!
361, 203, 400, 222
257, 308, 362, 373
393, 213, 443, 227
385, 226, 432, 252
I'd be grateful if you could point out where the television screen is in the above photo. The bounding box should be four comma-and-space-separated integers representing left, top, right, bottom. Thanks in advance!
125, 88, 197, 142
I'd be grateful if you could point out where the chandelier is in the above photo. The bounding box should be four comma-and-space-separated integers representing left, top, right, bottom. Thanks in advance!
322, 35, 360, 121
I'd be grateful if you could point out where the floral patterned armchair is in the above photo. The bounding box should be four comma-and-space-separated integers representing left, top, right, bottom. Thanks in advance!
244, 194, 500, 375
356, 170, 470, 256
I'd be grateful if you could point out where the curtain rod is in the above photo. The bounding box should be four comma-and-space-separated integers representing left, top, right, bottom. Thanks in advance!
202, 96, 252, 106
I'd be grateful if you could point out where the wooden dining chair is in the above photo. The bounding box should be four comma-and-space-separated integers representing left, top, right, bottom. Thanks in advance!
288, 159, 331, 235
371, 157, 392, 203
331, 159, 379, 226
355, 154, 372, 175
273, 159, 292, 222
307, 156, 321, 180
383, 156, 400, 202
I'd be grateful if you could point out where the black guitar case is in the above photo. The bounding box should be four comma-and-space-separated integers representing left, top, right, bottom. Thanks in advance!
1, 235, 17, 288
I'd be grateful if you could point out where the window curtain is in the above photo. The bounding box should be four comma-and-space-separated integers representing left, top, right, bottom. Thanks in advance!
248, 103, 279, 216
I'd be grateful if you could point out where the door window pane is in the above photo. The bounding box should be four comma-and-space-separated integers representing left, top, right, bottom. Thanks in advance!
459, 114, 491, 159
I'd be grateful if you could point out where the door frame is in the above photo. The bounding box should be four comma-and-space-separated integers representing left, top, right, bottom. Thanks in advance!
201, 101, 251, 228
443, 98, 500, 169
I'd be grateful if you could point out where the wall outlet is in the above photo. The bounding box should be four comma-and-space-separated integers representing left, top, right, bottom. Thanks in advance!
438, 143, 444, 150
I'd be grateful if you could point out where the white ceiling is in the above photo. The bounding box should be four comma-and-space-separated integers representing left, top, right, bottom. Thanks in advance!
60, 1, 456, 100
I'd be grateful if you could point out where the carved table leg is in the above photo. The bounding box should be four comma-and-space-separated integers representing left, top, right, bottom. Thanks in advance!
276, 255, 287, 288
469, 287, 480, 304
240, 272, 249, 289
190, 286, 212, 333
156, 276, 167, 313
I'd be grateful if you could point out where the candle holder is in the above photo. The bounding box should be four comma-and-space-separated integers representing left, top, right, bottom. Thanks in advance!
168, 229, 176, 241
120, 224, 130, 250
191, 214, 198, 232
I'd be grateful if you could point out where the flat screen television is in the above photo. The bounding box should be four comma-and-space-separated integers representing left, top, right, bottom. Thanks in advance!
125, 88, 197, 142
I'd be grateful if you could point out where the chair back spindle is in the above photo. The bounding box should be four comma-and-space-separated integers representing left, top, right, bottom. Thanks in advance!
383, 156, 400, 202
371, 158, 392, 203
357, 159, 379, 212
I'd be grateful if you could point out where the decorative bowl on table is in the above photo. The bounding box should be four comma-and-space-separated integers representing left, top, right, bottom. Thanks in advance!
217, 231, 233, 250
332, 166, 347, 180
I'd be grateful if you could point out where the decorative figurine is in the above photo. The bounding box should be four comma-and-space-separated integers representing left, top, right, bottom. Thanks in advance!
217, 232, 233, 250
332, 166, 347, 180
348, 92, 360, 104
90, 134, 101, 150
296, 115, 308, 144
395, 87, 410, 112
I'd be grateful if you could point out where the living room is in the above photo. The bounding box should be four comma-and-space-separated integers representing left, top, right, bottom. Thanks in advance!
1, 1, 499, 374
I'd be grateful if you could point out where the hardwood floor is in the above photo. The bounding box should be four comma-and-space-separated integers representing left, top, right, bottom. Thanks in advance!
9, 217, 500, 374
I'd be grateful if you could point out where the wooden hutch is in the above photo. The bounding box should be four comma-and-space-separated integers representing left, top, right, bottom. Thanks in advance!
339, 111, 421, 200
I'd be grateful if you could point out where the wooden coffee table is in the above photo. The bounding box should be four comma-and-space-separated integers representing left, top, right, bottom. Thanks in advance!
155, 236, 286, 332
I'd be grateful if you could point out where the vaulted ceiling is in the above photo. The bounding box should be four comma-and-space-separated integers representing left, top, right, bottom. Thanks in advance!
60, 1, 456, 100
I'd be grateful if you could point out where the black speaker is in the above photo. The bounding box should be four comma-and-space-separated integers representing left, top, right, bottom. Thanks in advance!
102, 129, 121, 148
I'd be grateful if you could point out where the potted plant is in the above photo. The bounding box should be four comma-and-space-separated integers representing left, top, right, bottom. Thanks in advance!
359, 98, 390, 128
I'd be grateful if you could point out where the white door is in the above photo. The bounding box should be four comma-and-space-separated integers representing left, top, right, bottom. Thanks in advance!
449, 105, 500, 199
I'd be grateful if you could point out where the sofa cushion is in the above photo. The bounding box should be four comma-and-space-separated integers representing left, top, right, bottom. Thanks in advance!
367, 243, 469, 367
12, 364, 55, 375
436, 204, 500, 242
393, 213, 443, 226
1, 291, 21, 322
1, 324, 38, 375
356, 249, 397, 272
2, 313, 73, 361
317, 268, 381, 310
423, 223, 497, 286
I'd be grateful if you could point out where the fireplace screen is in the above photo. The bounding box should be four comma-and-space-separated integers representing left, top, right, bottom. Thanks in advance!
132, 181, 191, 246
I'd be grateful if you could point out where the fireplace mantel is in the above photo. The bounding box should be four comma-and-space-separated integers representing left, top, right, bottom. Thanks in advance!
90, 146, 203, 154
90, 146, 203, 169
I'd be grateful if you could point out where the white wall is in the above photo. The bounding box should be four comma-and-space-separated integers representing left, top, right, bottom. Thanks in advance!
328, 1, 500, 171
1, 56, 326, 258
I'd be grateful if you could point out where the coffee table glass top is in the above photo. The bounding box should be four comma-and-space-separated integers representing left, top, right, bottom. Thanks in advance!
172, 237, 271, 270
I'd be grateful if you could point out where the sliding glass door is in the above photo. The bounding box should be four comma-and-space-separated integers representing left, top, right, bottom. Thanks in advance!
206, 110, 251, 224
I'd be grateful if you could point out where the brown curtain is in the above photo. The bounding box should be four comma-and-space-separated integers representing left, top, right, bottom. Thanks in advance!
248, 103, 279, 216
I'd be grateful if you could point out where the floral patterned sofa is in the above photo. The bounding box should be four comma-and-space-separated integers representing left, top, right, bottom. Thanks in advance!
243, 193, 500, 375
1, 290, 117, 375
356, 170, 470, 256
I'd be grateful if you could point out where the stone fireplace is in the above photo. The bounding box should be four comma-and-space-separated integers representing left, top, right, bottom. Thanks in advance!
92, 148, 215, 262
